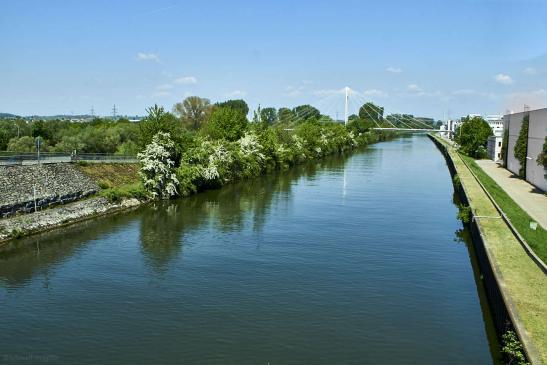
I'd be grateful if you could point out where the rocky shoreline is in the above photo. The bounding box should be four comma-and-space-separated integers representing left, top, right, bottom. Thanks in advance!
0, 196, 143, 243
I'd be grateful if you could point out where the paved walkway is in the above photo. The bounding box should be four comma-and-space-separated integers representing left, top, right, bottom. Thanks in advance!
475, 159, 547, 229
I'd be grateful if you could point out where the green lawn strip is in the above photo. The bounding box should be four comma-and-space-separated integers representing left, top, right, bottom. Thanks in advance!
461, 155, 547, 264
431, 134, 547, 364
98, 181, 147, 203
74, 163, 140, 188
75, 163, 146, 202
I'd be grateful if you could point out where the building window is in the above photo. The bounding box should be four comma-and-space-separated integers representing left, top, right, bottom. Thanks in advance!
498, 142, 501, 147
498, 153, 500, 158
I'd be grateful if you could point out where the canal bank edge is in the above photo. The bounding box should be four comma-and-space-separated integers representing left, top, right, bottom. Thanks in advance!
0, 196, 142, 243
0, 137, 392, 245
429, 133, 546, 365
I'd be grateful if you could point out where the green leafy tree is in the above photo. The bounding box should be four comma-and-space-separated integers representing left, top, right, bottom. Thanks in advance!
173, 96, 211, 130
359, 102, 383, 125
216, 99, 249, 116
347, 117, 375, 134
139, 105, 180, 147
278, 108, 295, 125
455, 116, 492, 158
260, 107, 278, 125
205, 106, 248, 141
7, 136, 38, 152
292, 105, 320, 123
501, 129, 509, 167
116, 141, 140, 155
537, 136, 547, 168
31, 120, 53, 140
0, 129, 9, 150
318, 115, 335, 123
514, 115, 529, 178
52, 135, 86, 152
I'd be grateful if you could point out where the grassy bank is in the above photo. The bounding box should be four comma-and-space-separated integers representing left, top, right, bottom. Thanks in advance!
431, 134, 546, 365
75, 163, 146, 202
460, 155, 547, 263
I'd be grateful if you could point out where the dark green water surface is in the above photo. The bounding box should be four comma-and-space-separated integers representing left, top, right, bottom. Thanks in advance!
0, 135, 498, 364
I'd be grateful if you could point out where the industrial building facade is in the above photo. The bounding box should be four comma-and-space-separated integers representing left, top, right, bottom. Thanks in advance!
503, 108, 547, 191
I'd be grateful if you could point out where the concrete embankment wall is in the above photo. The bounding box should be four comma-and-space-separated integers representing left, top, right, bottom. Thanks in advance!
0, 163, 98, 218
428, 135, 516, 352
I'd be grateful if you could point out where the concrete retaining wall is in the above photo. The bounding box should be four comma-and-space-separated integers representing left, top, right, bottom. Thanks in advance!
0, 163, 98, 218
428, 135, 515, 346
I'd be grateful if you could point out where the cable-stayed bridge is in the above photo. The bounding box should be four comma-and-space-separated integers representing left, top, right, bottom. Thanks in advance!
301, 86, 443, 132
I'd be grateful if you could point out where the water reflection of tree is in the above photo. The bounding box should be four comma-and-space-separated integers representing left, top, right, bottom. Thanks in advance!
0, 152, 352, 284
177, 154, 347, 234
451, 191, 472, 246
139, 202, 186, 273
137, 160, 328, 271
0, 213, 137, 288
137, 152, 352, 273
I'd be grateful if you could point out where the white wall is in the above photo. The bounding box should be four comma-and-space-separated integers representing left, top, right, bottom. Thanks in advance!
527, 109, 547, 191
504, 108, 547, 191
505, 112, 523, 176
487, 136, 503, 162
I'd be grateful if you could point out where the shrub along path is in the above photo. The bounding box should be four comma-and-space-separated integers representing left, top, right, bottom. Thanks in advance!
431, 134, 546, 365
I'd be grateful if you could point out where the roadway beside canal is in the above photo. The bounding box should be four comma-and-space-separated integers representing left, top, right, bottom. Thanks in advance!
430, 134, 547, 365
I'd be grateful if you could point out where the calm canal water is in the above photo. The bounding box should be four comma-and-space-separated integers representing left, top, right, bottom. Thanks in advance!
0, 135, 498, 364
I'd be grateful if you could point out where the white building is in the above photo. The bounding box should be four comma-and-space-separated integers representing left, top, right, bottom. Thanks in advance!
487, 135, 503, 162
504, 108, 547, 191
485, 115, 504, 136
444, 119, 461, 139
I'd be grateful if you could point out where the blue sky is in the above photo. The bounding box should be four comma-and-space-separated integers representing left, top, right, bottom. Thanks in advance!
1, 0, 546, 119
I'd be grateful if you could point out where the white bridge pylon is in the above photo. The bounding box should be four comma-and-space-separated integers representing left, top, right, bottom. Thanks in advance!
344, 86, 350, 125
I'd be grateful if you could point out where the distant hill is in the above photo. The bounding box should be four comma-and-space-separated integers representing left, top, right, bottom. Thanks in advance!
0, 112, 20, 118
26, 114, 93, 120
0, 113, 144, 121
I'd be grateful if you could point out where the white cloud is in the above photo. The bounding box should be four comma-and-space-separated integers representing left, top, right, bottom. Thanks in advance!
452, 89, 476, 95
156, 84, 173, 90
362, 89, 388, 98
312, 88, 346, 97
522, 67, 537, 75
285, 85, 305, 97
407, 84, 422, 92
494, 73, 514, 85
386, 66, 402, 74
136, 52, 160, 63
152, 91, 171, 98
398, 85, 442, 98
225, 90, 247, 98
451, 89, 498, 99
173, 76, 197, 85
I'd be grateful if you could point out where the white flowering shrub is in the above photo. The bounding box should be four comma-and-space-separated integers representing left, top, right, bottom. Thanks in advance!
138, 132, 179, 199
179, 138, 236, 188
291, 135, 307, 161
239, 132, 265, 162
236, 132, 265, 177
275, 143, 293, 168
171, 118, 380, 199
